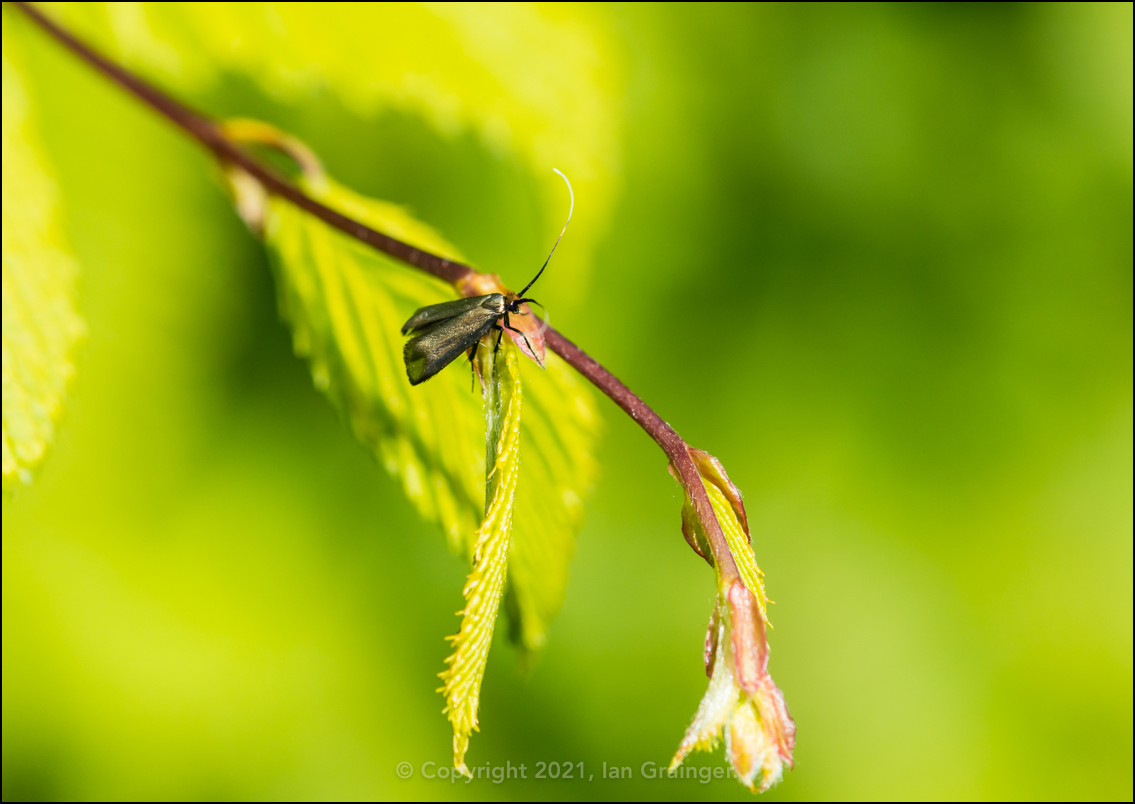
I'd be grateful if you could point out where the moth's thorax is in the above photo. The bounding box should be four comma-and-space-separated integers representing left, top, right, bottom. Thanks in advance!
481, 293, 507, 314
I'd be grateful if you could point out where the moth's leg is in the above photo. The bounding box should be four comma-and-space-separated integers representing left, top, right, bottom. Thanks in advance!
467, 346, 477, 392
501, 312, 536, 359
493, 321, 505, 356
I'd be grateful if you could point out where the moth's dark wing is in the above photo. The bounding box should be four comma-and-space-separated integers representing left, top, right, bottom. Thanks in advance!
401, 294, 502, 335
403, 308, 499, 385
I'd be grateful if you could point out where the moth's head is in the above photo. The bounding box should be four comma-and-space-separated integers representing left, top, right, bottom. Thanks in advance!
503, 292, 525, 315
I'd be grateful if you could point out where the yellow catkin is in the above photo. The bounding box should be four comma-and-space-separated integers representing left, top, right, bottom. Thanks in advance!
438, 338, 523, 775
702, 480, 769, 623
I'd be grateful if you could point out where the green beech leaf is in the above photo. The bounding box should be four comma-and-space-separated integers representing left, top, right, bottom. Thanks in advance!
440, 337, 522, 775
235, 135, 599, 652
255, 170, 485, 555
506, 341, 597, 651
2, 14, 85, 490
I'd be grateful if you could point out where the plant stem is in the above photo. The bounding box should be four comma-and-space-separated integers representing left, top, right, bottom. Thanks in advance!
11, 1, 742, 586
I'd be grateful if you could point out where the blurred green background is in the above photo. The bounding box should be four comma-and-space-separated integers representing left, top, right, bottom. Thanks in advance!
3, 2, 1131, 800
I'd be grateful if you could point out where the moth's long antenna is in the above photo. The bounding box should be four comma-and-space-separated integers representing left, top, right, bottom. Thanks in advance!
518, 168, 574, 298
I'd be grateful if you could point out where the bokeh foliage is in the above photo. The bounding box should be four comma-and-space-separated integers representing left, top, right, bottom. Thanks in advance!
3, 3, 1131, 801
